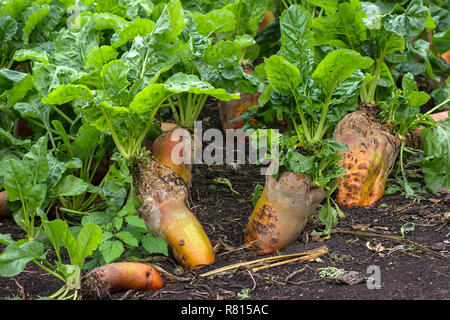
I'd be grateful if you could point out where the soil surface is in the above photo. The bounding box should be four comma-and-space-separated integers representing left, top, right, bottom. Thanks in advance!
0, 102, 449, 301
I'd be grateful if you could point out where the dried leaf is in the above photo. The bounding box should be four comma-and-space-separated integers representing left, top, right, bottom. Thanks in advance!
373, 226, 389, 231
351, 223, 371, 230
311, 233, 330, 242
373, 242, 385, 253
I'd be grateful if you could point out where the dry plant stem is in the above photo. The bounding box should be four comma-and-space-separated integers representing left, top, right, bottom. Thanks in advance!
333, 110, 401, 207
200, 245, 328, 278
150, 264, 192, 282
133, 157, 215, 270
332, 229, 446, 258
251, 248, 327, 272
285, 266, 307, 282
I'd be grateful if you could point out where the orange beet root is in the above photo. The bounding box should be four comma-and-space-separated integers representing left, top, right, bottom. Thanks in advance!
152, 128, 197, 185
0, 191, 11, 219
442, 51, 450, 64
82, 262, 163, 299
258, 11, 276, 30
333, 110, 401, 207
218, 91, 261, 130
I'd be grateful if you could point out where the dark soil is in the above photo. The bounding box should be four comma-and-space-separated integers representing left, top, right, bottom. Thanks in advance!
0, 102, 449, 301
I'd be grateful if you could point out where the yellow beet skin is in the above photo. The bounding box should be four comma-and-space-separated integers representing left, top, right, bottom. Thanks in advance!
333, 110, 401, 207
244, 163, 326, 255
133, 158, 215, 270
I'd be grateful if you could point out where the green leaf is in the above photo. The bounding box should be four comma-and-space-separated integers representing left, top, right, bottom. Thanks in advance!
307, 0, 338, 16
163, 73, 240, 101
0, 16, 18, 52
312, 49, 374, 97
42, 219, 69, 253
121, 0, 187, 87
71, 123, 101, 161
400, 222, 415, 237
402, 73, 430, 107
224, 0, 269, 38
0, 128, 31, 149
0, 70, 34, 107
52, 175, 89, 197
124, 215, 148, 232
53, 17, 98, 70
85, 45, 118, 70
100, 60, 130, 106
279, 4, 314, 69
432, 29, 450, 52
113, 216, 123, 231
317, 199, 338, 236
141, 233, 168, 256
92, 12, 128, 31
42, 84, 94, 105
151, 0, 187, 41
0, 70, 28, 95
284, 150, 315, 175
195, 36, 254, 92
129, 83, 173, 117
408, 91, 430, 108
23, 135, 49, 184
401, 72, 418, 96
0, 234, 13, 246
0, 241, 44, 277
32, 62, 80, 97
80, 101, 112, 132
117, 203, 138, 217
14, 98, 52, 140
383, 0, 428, 38
420, 119, 450, 193
37, 1, 65, 39
116, 231, 139, 247
0, 157, 32, 202
190, 8, 236, 36
264, 55, 301, 96
312, 1, 366, 51
111, 18, 155, 48
99, 240, 124, 264
72, 222, 102, 267
121, 34, 180, 89
22, 6, 50, 44
81, 211, 113, 227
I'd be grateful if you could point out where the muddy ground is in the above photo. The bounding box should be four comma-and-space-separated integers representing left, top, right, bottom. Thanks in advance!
0, 103, 448, 302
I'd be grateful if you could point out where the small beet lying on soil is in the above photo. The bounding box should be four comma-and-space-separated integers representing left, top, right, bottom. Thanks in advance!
81, 262, 163, 299
333, 110, 401, 207
244, 164, 326, 255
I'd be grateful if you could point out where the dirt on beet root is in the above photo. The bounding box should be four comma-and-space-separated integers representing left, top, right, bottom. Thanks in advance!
0, 103, 449, 301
